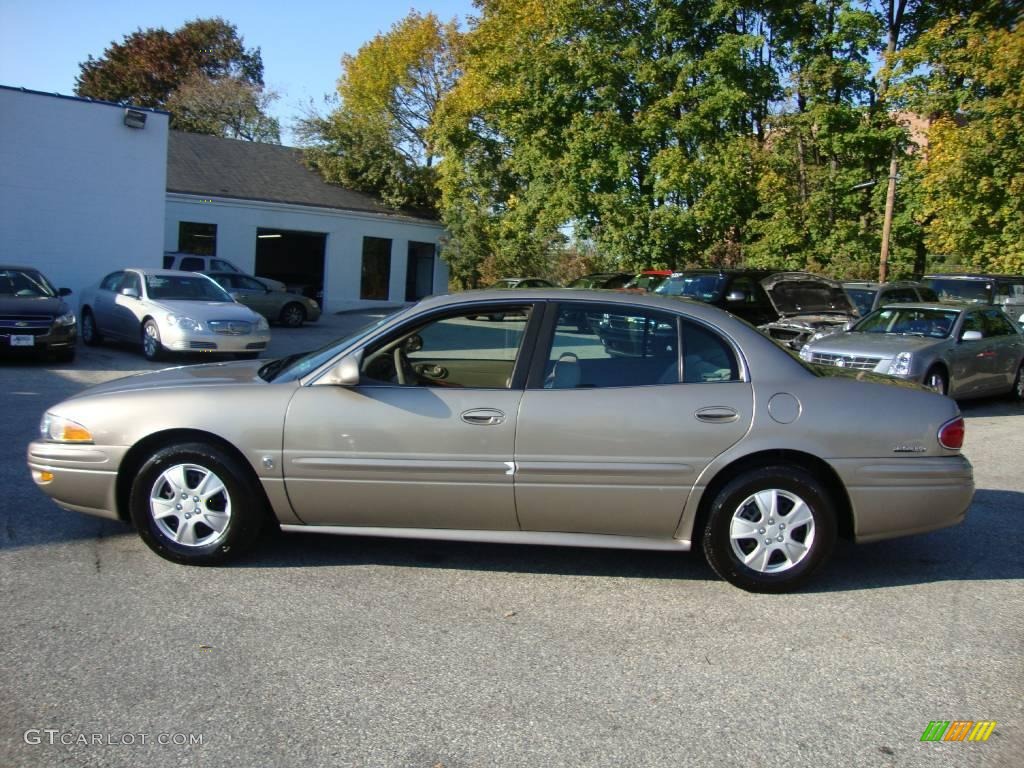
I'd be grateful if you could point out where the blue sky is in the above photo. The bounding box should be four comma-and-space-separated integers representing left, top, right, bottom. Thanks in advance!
0, 0, 475, 143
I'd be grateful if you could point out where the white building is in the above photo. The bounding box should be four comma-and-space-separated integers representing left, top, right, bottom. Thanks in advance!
0, 86, 168, 293
1, 86, 447, 313
166, 131, 446, 312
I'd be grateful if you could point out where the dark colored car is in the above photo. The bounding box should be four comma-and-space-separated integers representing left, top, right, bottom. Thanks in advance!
758, 272, 861, 350
923, 273, 1024, 325
0, 265, 77, 362
654, 269, 776, 325
566, 272, 634, 290
843, 280, 938, 317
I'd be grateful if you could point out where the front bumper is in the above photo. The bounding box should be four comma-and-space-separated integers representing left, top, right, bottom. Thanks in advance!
1, 324, 77, 354
160, 326, 270, 354
27, 441, 125, 520
831, 455, 974, 542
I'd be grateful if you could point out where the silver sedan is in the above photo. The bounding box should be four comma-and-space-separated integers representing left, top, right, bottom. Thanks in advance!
28, 290, 974, 592
801, 303, 1024, 399
79, 268, 271, 361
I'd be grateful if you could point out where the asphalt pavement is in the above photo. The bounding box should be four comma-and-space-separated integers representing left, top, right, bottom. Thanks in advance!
1, 311, 1021, 768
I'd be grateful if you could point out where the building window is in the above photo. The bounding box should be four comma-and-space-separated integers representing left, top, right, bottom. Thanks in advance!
361, 237, 392, 300
178, 222, 217, 255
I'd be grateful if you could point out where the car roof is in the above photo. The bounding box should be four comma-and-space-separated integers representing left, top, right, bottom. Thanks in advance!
668, 268, 772, 276
0, 264, 43, 272
923, 273, 1022, 280
873, 302, 967, 312
843, 280, 924, 289
124, 268, 214, 277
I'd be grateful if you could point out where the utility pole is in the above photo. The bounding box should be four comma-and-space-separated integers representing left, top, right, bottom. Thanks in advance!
878, 150, 898, 283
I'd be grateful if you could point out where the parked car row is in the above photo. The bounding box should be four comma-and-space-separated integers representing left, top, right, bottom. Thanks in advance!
1, 261, 323, 365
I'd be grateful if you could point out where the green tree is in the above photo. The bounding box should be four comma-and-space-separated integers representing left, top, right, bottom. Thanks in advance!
896, 4, 1024, 273
301, 11, 460, 216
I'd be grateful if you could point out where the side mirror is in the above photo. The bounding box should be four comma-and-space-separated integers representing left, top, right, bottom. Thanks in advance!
404, 334, 424, 353
725, 290, 746, 302
229, 291, 241, 300
58, 287, 72, 297
120, 286, 140, 299
322, 350, 363, 387
960, 330, 983, 342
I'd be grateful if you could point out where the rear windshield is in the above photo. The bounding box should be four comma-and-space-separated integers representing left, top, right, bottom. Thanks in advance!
925, 278, 993, 303
655, 274, 727, 300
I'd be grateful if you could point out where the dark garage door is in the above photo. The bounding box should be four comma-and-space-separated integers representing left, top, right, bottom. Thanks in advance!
254, 228, 326, 305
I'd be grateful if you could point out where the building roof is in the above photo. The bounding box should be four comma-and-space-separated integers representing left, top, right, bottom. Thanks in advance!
0, 84, 170, 115
166, 131, 438, 223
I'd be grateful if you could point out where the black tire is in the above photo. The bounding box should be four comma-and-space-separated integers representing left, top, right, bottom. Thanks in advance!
923, 366, 948, 396
702, 465, 837, 593
142, 319, 164, 361
81, 310, 102, 346
279, 303, 306, 328
129, 442, 267, 565
1012, 361, 1024, 402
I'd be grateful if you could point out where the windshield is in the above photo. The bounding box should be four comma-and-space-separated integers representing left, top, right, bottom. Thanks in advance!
853, 307, 959, 338
145, 274, 233, 302
925, 278, 993, 303
0, 268, 57, 298
655, 274, 727, 300
845, 288, 876, 316
260, 307, 410, 383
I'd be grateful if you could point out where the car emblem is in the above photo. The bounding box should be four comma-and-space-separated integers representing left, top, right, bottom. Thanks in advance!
834, 357, 847, 367
15, 321, 28, 328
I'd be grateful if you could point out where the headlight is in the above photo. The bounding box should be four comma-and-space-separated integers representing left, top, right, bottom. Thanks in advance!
39, 413, 93, 443
798, 345, 814, 362
887, 352, 913, 376
166, 314, 202, 332
256, 316, 270, 331
55, 312, 76, 326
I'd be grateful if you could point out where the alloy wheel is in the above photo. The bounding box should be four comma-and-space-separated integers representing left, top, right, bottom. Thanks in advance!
728, 488, 816, 573
148, 463, 232, 548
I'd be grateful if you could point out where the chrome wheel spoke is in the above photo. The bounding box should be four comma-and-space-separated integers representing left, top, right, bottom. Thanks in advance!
203, 510, 230, 534
730, 517, 762, 540
161, 465, 188, 496
150, 498, 179, 521
782, 539, 808, 564
176, 518, 198, 546
752, 489, 777, 522
743, 543, 772, 573
196, 472, 225, 502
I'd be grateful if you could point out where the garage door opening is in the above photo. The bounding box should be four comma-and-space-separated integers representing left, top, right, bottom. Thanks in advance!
254, 228, 326, 306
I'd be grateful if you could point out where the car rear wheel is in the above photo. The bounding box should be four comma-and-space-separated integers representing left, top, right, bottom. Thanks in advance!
702, 465, 837, 593
142, 320, 164, 361
280, 302, 306, 327
924, 366, 948, 396
81, 310, 102, 346
129, 442, 266, 565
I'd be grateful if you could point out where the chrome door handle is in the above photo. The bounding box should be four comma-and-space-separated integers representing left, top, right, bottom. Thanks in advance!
461, 408, 506, 426
695, 406, 739, 423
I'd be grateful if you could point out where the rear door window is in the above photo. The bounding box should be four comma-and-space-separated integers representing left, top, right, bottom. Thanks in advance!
179, 257, 205, 271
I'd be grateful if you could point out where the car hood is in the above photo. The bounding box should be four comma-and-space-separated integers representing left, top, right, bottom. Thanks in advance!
761, 273, 858, 316
68, 360, 271, 400
762, 314, 851, 330
0, 295, 69, 316
146, 299, 260, 321
806, 332, 943, 357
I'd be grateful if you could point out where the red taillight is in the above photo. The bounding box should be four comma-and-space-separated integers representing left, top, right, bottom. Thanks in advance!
938, 416, 965, 450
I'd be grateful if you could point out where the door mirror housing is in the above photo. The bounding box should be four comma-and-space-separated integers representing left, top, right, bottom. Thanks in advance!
58, 287, 72, 297
120, 286, 140, 299
229, 291, 241, 301
960, 330, 983, 342
322, 350, 363, 386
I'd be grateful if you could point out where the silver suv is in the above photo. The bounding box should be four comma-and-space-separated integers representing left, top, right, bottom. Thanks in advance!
162, 253, 286, 292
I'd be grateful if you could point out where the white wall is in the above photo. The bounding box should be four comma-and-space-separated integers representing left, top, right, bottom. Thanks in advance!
166, 195, 448, 313
0, 87, 168, 299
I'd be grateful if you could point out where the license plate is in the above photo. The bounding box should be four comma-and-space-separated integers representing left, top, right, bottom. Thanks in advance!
10, 335, 35, 347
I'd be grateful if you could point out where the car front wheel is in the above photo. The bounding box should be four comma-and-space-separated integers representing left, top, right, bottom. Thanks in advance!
702, 465, 837, 592
142, 320, 164, 361
924, 366, 948, 395
81, 310, 102, 347
129, 442, 266, 565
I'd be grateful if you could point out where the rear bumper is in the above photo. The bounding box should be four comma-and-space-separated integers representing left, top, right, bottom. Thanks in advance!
830, 455, 974, 542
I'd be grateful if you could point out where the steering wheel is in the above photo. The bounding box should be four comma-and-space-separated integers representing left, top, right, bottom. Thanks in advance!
392, 346, 417, 386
